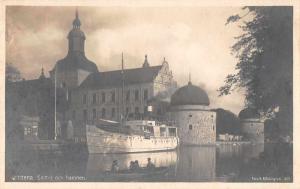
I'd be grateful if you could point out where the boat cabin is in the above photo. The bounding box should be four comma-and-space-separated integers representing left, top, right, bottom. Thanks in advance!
125, 120, 178, 138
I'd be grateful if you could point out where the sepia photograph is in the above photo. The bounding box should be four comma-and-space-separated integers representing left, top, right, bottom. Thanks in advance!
2, 1, 298, 187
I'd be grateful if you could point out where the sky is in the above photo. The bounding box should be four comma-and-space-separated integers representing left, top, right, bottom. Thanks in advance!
6, 6, 247, 114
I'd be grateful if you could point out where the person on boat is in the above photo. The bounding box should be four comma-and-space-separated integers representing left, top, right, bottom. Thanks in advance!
146, 158, 155, 169
133, 160, 140, 170
111, 160, 119, 172
129, 161, 135, 170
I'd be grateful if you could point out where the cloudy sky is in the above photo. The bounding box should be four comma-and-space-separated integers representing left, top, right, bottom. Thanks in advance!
6, 6, 247, 114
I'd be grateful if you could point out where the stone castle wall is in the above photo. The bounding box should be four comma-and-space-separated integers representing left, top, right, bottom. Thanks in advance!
171, 105, 216, 145
241, 119, 264, 143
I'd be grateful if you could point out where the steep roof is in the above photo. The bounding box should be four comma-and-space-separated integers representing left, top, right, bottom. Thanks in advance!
7, 78, 52, 91
79, 65, 162, 89
53, 52, 98, 73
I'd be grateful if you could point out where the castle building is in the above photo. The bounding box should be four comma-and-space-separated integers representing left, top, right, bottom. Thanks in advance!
169, 80, 216, 145
49, 11, 177, 141
238, 108, 264, 143
6, 69, 68, 141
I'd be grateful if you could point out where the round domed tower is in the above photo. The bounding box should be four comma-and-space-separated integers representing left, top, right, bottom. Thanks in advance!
170, 79, 216, 145
238, 108, 264, 143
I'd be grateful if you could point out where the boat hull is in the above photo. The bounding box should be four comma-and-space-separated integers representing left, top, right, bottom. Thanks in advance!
86, 125, 179, 154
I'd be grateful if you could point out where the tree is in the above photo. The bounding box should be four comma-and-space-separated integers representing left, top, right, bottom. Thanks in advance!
6, 62, 23, 82
213, 108, 241, 135
219, 7, 293, 137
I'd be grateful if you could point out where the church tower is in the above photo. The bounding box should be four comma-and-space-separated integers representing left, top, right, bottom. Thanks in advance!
50, 9, 98, 90
68, 9, 85, 53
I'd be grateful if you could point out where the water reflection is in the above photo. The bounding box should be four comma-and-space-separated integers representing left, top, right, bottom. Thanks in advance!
86, 150, 177, 181
175, 146, 216, 181
6, 143, 292, 182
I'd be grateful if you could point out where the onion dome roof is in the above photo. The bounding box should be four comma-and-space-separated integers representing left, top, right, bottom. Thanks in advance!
238, 108, 260, 119
170, 82, 210, 106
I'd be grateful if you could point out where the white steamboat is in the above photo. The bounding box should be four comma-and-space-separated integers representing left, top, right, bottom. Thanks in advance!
86, 119, 179, 154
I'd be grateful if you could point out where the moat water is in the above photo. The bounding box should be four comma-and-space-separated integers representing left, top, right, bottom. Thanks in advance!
6, 143, 292, 182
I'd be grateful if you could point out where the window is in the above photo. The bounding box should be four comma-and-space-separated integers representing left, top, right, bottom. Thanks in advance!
68, 91, 72, 102
102, 108, 106, 118
72, 110, 76, 120
126, 107, 130, 115
111, 108, 115, 118
111, 91, 115, 102
92, 109, 96, 120
157, 108, 162, 115
135, 90, 139, 101
83, 109, 87, 122
135, 107, 139, 114
144, 89, 148, 100
83, 94, 87, 104
126, 90, 130, 102
101, 92, 105, 103
92, 93, 97, 104
189, 114, 192, 117
189, 124, 193, 130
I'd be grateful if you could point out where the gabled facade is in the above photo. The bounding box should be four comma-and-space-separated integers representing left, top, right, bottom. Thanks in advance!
67, 56, 177, 140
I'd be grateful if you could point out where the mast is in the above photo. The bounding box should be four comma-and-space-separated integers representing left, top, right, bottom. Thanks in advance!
54, 66, 57, 140
121, 52, 125, 127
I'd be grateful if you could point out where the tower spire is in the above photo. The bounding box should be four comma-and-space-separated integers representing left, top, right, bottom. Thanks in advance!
39, 66, 45, 79
188, 72, 192, 85
143, 54, 150, 68
72, 8, 81, 28
76, 8, 79, 19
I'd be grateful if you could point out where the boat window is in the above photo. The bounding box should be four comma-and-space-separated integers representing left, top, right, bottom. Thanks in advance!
160, 127, 166, 137
168, 128, 177, 137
